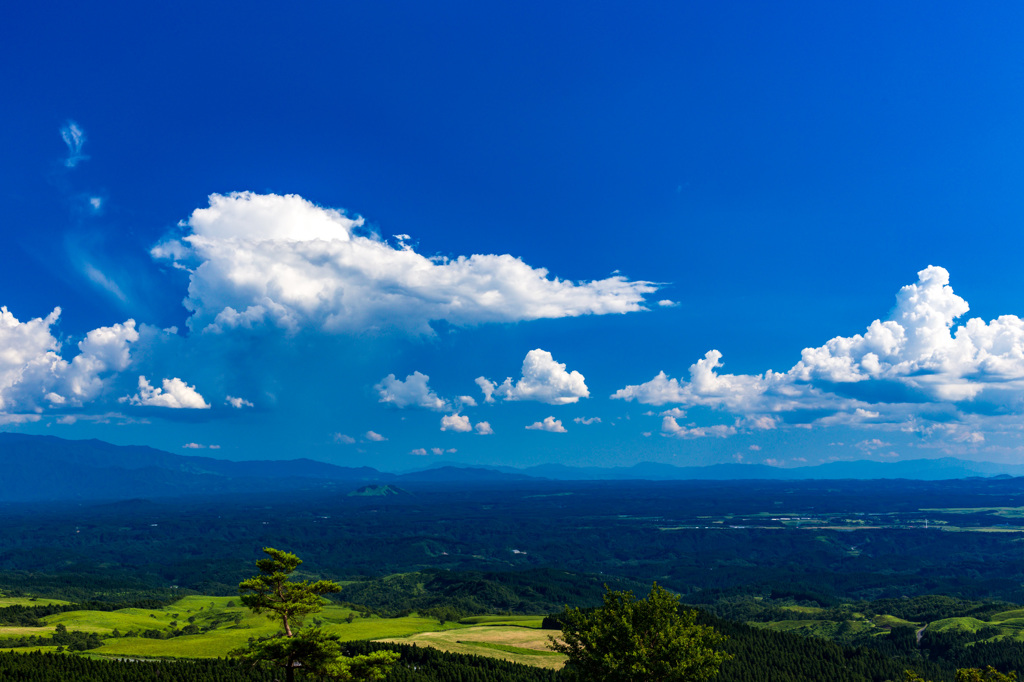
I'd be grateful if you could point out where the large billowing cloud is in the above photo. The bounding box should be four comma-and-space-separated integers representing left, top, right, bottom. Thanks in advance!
152, 192, 657, 335
0, 306, 138, 415
614, 266, 1024, 438
478, 349, 589, 405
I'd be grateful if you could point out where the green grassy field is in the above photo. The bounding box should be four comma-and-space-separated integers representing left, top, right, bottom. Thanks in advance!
0, 595, 558, 666
0, 597, 71, 608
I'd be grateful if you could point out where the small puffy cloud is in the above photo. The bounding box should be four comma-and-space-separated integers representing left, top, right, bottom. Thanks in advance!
376, 371, 448, 410
661, 416, 737, 439
475, 376, 496, 403
574, 416, 601, 425
478, 349, 589, 405
457, 395, 478, 407
526, 416, 567, 433
365, 431, 387, 442
183, 443, 203, 449
613, 350, 766, 410
333, 433, 356, 444
61, 121, 88, 168
749, 444, 762, 451
0, 306, 138, 415
226, 395, 254, 408
440, 413, 472, 432
152, 192, 656, 335
122, 376, 211, 409
410, 447, 456, 456
657, 300, 679, 307
475, 421, 494, 435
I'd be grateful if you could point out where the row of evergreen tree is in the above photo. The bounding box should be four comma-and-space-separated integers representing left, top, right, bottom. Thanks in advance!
0, 643, 558, 682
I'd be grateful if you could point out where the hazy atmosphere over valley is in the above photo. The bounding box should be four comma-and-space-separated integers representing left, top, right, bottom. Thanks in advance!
4, 2, 1024, 473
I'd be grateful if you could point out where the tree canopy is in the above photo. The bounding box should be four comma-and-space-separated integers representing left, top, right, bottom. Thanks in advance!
231, 547, 398, 682
550, 582, 731, 682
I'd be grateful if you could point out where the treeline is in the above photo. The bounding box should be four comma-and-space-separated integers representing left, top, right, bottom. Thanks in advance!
0, 597, 172, 626
698, 612, 953, 682
0, 644, 558, 682
0, 623, 103, 652
693, 594, 1019, 627
338, 568, 644, 616
0, 651, 280, 682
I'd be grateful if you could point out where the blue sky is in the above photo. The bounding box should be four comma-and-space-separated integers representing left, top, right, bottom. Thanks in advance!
4, 2, 1024, 471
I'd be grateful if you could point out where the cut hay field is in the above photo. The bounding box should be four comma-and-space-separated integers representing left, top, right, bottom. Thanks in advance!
381, 625, 565, 670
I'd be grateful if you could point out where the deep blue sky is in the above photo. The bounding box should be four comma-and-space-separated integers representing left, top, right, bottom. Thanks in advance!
3, 2, 1024, 470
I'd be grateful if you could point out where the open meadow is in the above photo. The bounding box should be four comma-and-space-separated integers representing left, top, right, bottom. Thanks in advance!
0, 594, 559, 666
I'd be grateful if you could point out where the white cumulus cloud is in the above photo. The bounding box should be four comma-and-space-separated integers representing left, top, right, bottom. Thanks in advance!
0, 306, 138, 415
478, 349, 589, 405
365, 430, 387, 442
151, 192, 656, 335
122, 376, 210, 409
226, 395, 254, 408
440, 413, 472, 432
475, 421, 494, 435
525, 416, 567, 433
661, 416, 737, 439
614, 266, 1024, 440
376, 371, 448, 410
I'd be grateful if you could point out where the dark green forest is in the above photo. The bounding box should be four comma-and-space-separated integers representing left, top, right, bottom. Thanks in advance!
4, 478, 1024, 606
5, 477, 1024, 679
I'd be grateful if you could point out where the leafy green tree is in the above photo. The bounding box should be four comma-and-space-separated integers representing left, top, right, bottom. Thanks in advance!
231, 547, 398, 682
550, 582, 730, 682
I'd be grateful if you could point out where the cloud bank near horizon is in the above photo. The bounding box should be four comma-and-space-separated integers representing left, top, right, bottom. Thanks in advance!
615, 266, 1024, 442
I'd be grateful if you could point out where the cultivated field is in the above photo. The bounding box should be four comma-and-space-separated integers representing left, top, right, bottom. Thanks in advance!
382, 624, 565, 669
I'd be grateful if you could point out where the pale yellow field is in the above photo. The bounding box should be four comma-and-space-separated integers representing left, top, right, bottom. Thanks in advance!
381, 625, 566, 670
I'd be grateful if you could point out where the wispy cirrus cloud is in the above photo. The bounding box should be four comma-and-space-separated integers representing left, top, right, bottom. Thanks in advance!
61, 121, 88, 168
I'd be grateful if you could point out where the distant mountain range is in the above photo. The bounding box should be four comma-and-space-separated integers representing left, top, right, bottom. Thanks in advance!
483, 458, 1024, 481
1, 433, 1022, 502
